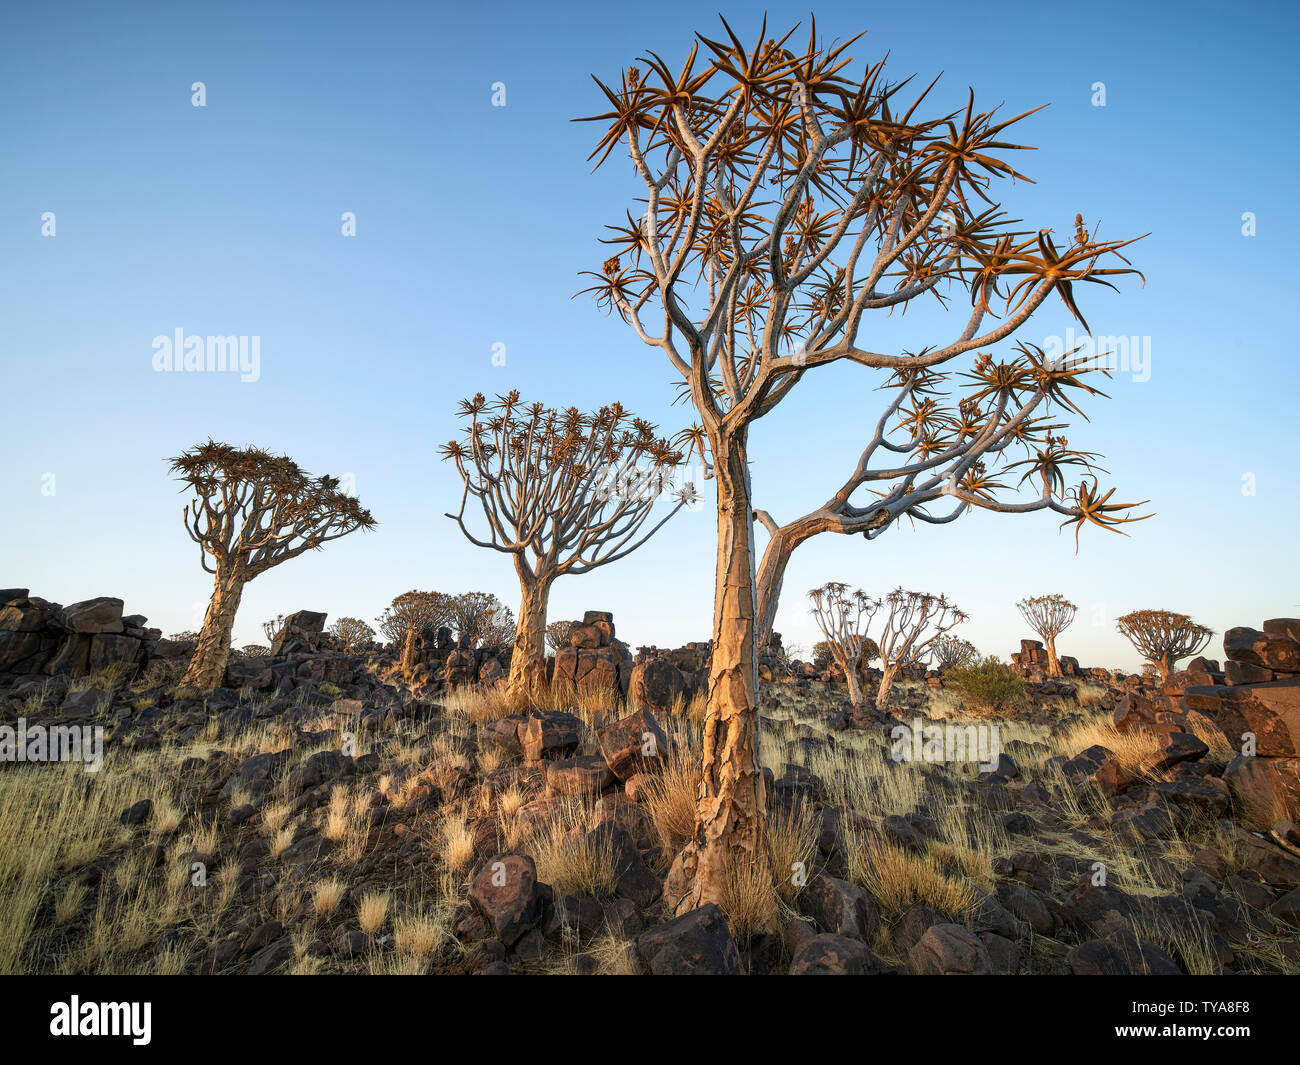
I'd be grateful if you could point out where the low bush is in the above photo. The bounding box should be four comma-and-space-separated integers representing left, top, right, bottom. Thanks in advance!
944, 655, 1026, 714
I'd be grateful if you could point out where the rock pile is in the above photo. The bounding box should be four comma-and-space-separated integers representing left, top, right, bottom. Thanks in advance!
1010, 638, 1084, 679
399, 625, 509, 694
269, 610, 329, 655
1106, 617, 1300, 827
552, 611, 634, 697
1184, 619, 1300, 825
0, 589, 168, 682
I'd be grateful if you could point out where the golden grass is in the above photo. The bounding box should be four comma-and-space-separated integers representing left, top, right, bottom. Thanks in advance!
847, 835, 979, 920
532, 808, 620, 899
721, 860, 780, 941
440, 810, 477, 871
312, 878, 347, 918
767, 800, 820, 905
393, 909, 449, 959
1056, 716, 1164, 778
357, 892, 390, 934
643, 755, 701, 851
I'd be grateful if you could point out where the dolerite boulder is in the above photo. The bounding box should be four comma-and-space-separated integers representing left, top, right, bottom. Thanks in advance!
218, 749, 290, 800
627, 657, 687, 718
469, 854, 544, 947
0, 596, 63, 633
89, 634, 142, 672
444, 648, 479, 686
1224, 754, 1300, 824
1223, 625, 1300, 673
1066, 930, 1181, 975
544, 755, 614, 796
796, 874, 880, 942
520, 709, 582, 763
1188, 680, 1300, 757
552, 612, 634, 696
634, 903, 743, 975
907, 923, 993, 975
789, 933, 885, 975
270, 609, 328, 655
596, 705, 670, 779
64, 597, 125, 634
0, 590, 159, 678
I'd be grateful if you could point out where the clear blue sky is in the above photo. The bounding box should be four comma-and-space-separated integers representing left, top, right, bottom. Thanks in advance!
2, 0, 1297, 670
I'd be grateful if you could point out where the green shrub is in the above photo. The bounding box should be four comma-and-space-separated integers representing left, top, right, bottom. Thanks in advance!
944, 655, 1026, 714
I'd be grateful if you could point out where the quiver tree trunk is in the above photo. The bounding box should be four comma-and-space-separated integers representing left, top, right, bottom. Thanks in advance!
182, 575, 245, 690
844, 658, 864, 711
1045, 637, 1062, 677
507, 572, 552, 704
688, 431, 768, 910
400, 627, 422, 680
875, 663, 899, 711
756, 517, 819, 652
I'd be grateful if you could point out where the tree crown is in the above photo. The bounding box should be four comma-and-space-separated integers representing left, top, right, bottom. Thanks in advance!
170, 441, 375, 580
441, 391, 696, 575
581, 16, 1150, 545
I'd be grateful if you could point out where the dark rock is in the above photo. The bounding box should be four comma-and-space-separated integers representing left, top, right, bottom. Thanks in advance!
797, 874, 880, 942
634, 903, 743, 975
907, 923, 992, 975
789, 933, 884, 975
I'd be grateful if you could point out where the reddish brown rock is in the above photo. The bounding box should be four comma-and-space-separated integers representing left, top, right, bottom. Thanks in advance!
545, 755, 615, 796
1224, 754, 1300, 824
1190, 680, 1300, 757
907, 924, 992, 975
1224, 626, 1300, 673
519, 710, 581, 763
469, 853, 543, 947
596, 706, 670, 779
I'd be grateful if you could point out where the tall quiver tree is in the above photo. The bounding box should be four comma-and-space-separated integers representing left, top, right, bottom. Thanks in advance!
1017, 594, 1077, 676
441, 391, 692, 703
172, 442, 376, 689
581, 17, 1148, 909
808, 582, 879, 710
1116, 609, 1213, 681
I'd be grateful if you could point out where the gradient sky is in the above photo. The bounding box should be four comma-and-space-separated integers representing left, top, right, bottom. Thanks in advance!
2, 0, 1297, 671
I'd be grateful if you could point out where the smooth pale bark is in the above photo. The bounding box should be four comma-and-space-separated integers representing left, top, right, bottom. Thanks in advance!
181, 575, 244, 689
506, 570, 552, 704
688, 431, 768, 910
755, 516, 822, 652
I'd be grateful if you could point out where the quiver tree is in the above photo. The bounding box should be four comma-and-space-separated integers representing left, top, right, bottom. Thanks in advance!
931, 634, 977, 671
262, 614, 285, 643
329, 617, 376, 653
171, 442, 376, 689
546, 619, 580, 653
442, 391, 693, 701
581, 16, 1149, 910
808, 582, 880, 709
1017, 593, 1077, 676
376, 590, 456, 675
873, 589, 967, 710
449, 591, 514, 648
1116, 610, 1213, 681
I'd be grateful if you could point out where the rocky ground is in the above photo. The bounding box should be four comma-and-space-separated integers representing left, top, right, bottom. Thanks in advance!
1, 593, 1299, 976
